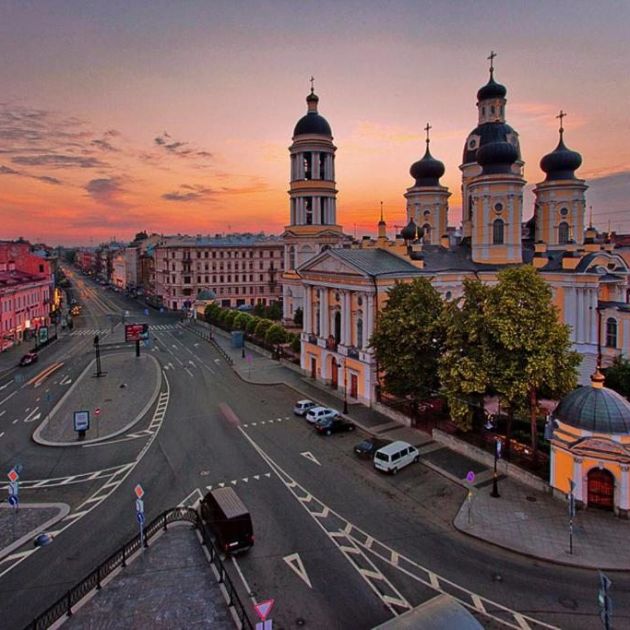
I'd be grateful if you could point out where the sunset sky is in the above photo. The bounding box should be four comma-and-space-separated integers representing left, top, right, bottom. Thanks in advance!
1, 0, 629, 245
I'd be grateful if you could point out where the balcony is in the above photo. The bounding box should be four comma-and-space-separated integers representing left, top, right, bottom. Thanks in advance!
307, 333, 318, 345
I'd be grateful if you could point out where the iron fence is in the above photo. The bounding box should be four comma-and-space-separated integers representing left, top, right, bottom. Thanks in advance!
26, 507, 252, 630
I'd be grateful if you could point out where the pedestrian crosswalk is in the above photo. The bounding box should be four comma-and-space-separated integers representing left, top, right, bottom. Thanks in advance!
151, 324, 182, 331
68, 329, 110, 336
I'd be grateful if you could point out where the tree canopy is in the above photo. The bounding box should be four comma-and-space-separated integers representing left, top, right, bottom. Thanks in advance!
370, 278, 444, 403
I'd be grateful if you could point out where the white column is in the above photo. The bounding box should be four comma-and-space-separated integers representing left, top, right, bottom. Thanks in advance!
313, 197, 321, 224
320, 290, 329, 338
343, 291, 351, 345
366, 294, 374, 347
304, 286, 312, 334
573, 457, 584, 502
297, 153, 304, 179
620, 466, 630, 510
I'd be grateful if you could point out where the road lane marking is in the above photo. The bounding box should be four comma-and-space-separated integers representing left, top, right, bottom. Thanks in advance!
23, 407, 41, 423
184, 367, 194, 377
0, 410, 5, 417
231, 557, 257, 606
238, 426, 558, 630
0, 391, 17, 407
282, 553, 313, 588
300, 451, 321, 466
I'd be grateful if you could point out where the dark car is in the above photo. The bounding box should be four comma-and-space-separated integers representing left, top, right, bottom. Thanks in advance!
354, 437, 392, 459
18, 352, 38, 367
200, 487, 254, 554
315, 416, 355, 436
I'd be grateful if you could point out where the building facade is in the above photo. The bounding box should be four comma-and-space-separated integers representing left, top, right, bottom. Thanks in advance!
297, 60, 630, 407
154, 235, 284, 311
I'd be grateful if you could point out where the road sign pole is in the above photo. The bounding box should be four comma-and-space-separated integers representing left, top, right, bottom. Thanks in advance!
136, 339, 140, 357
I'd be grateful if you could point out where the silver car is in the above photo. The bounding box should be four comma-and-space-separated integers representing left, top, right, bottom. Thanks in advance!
305, 406, 339, 424
293, 400, 317, 416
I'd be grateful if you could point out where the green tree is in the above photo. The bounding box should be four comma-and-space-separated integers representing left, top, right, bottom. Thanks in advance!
293, 307, 303, 327
246, 316, 261, 335
204, 303, 220, 324
267, 301, 282, 321
290, 333, 301, 354
265, 324, 287, 346
233, 312, 252, 331
254, 318, 273, 340
223, 309, 238, 330
370, 278, 444, 407
438, 278, 495, 431
604, 355, 630, 398
485, 266, 579, 458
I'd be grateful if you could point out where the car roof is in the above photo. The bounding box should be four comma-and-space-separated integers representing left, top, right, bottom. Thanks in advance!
375, 440, 415, 455
297, 400, 313, 405
309, 406, 329, 413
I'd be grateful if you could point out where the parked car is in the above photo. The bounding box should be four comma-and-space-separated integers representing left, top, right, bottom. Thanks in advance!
315, 416, 355, 436
305, 406, 339, 424
373, 441, 419, 474
354, 437, 392, 459
18, 352, 38, 367
293, 400, 317, 416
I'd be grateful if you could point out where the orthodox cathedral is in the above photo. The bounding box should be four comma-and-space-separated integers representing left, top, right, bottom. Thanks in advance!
281, 59, 630, 413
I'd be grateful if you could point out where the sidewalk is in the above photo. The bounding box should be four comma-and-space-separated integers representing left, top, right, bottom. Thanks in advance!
203, 321, 630, 570
62, 524, 233, 630
33, 351, 161, 446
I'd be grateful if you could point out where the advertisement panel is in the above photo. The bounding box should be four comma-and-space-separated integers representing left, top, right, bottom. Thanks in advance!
125, 323, 149, 342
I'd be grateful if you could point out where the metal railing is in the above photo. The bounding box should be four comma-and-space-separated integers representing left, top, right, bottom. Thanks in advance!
26, 507, 253, 630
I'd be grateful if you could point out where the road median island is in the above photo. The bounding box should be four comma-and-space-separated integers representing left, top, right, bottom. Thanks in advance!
33, 352, 161, 446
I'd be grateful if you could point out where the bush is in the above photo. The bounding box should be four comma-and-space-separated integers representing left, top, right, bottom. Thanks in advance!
290, 333, 301, 354
293, 307, 303, 327
246, 316, 261, 335
233, 312, 252, 331
265, 324, 287, 346
204, 303, 220, 324
223, 310, 238, 330
254, 319, 273, 340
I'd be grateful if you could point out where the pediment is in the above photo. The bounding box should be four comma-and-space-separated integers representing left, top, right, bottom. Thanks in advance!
573, 437, 630, 459
299, 253, 363, 277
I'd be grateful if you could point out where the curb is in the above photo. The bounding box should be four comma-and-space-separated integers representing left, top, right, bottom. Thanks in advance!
32, 353, 162, 447
0, 502, 70, 560
451, 501, 630, 572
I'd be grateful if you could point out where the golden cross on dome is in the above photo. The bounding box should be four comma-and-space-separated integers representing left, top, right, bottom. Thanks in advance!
424, 122, 432, 146
380, 201, 384, 222
309, 76, 315, 94
488, 50, 497, 75
556, 109, 566, 139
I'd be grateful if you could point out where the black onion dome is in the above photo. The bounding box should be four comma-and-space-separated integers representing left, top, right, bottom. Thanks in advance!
477, 76, 507, 102
401, 218, 418, 241
293, 91, 332, 137
477, 140, 518, 175
554, 378, 630, 435
540, 137, 582, 181
410, 146, 445, 187
462, 122, 520, 165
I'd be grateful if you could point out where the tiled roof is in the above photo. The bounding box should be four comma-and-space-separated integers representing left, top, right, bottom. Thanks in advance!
331, 248, 424, 276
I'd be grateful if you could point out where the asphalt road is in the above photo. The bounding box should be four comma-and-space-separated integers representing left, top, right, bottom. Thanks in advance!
0, 269, 627, 629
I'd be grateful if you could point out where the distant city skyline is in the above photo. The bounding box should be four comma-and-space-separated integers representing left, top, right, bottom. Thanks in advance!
0, 0, 628, 245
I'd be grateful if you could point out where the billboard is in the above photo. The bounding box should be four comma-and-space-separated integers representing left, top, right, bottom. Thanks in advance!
125, 323, 149, 342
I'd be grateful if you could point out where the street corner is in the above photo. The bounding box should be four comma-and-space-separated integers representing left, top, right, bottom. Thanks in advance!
0, 502, 70, 560
32, 352, 162, 447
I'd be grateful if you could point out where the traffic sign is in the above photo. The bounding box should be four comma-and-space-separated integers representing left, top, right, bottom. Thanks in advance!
254, 599, 274, 622
95, 407, 101, 416
73, 410, 90, 432
134, 484, 144, 499
144, 308, 149, 316
8, 481, 18, 496
136, 512, 145, 524
7, 469, 18, 483
466, 471, 475, 483
8, 495, 18, 507
136, 498, 144, 514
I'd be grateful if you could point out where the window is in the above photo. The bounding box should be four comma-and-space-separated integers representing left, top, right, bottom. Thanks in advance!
305, 197, 313, 225
304, 153, 312, 180
184, 276, 191, 284
606, 318, 618, 348
558, 222, 570, 245
357, 318, 363, 349
560, 207, 569, 216
334, 311, 341, 344
494, 202, 503, 212
492, 219, 504, 245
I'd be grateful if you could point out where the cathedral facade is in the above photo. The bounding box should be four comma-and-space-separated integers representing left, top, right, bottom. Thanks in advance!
291, 61, 630, 407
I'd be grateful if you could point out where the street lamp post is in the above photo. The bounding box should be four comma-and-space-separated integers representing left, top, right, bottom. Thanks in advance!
490, 437, 501, 498
94, 334, 103, 377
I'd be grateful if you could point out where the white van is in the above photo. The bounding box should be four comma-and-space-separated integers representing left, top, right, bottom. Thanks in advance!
373, 441, 419, 474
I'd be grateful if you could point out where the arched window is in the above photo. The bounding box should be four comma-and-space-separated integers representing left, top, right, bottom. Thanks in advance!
606, 318, 618, 348
305, 198, 313, 225
492, 218, 504, 245
316, 308, 320, 336
303, 153, 312, 180
422, 223, 431, 244
357, 317, 363, 349
288, 246, 295, 270
558, 222, 570, 245
334, 311, 341, 344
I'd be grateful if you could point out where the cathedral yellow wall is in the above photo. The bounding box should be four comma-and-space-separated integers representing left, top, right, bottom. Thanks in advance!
552, 448, 574, 493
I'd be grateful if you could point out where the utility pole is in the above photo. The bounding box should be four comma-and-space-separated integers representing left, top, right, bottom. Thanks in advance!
490, 437, 502, 498
598, 571, 612, 630
94, 335, 103, 377
343, 360, 349, 415
568, 479, 576, 554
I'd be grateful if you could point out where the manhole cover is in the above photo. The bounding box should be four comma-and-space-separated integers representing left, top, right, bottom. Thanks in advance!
526, 496, 537, 502
558, 597, 578, 610
296, 619, 306, 626
492, 573, 503, 582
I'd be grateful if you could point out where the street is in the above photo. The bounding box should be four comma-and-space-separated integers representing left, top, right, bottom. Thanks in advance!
0, 269, 626, 629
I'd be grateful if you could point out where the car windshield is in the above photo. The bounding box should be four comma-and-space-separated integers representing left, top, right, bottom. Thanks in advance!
374, 452, 388, 461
